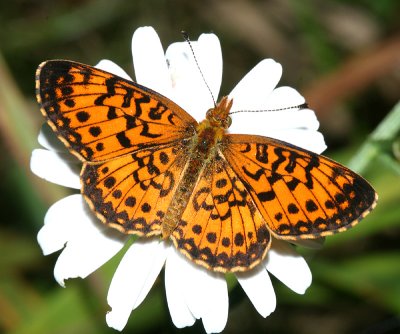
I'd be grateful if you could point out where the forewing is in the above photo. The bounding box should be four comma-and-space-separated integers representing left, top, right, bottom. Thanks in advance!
36, 60, 197, 162
222, 134, 377, 239
82, 142, 188, 236
171, 155, 271, 273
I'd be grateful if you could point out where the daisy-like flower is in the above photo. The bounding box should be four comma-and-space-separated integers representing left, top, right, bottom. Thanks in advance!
31, 26, 326, 333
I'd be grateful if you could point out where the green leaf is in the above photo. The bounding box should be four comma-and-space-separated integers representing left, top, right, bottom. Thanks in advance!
0, 230, 42, 273
312, 252, 400, 313
10, 285, 105, 334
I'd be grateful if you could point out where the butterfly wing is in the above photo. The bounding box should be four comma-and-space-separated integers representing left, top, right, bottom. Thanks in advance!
170, 155, 271, 272
36, 60, 197, 162
81, 143, 189, 236
36, 60, 197, 236
221, 134, 377, 240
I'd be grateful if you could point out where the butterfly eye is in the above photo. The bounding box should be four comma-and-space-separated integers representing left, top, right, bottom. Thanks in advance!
225, 115, 232, 129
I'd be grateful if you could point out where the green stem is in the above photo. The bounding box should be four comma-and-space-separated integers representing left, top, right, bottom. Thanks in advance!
348, 101, 400, 173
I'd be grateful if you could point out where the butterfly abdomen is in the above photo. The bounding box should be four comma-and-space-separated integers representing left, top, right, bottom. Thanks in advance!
161, 120, 225, 238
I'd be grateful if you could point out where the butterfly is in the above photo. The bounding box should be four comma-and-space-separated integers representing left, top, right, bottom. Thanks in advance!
36, 60, 377, 273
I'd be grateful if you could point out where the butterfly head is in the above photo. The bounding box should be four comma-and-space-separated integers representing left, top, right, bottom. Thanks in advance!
206, 96, 233, 129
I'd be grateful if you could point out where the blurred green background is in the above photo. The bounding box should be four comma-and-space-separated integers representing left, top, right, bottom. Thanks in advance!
1, 0, 399, 333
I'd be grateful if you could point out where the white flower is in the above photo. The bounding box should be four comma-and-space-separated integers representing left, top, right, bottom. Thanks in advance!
31, 26, 326, 333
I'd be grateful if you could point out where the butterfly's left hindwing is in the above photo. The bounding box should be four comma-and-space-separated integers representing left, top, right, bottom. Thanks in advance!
36, 60, 197, 162
81, 142, 189, 236
222, 134, 377, 240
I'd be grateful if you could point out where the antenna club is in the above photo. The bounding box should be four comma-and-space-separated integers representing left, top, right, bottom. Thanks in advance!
181, 31, 189, 40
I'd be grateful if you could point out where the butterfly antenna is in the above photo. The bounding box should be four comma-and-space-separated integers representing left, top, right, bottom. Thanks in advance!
181, 31, 216, 107
228, 103, 309, 114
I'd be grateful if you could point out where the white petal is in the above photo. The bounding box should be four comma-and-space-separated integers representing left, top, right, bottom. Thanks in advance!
236, 267, 276, 317
165, 248, 196, 328
95, 59, 132, 81
30, 149, 80, 189
200, 273, 228, 334
230, 85, 320, 137
175, 257, 228, 333
229, 59, 282, 112
38, 194, 83, 255
229, 104, 326, 154
54, 231, 125, 287
231, 107, 320, 134
196, 33, 222, 106
265, 239, 312, 294
168, 250, 202, 319
47, 196, 126, 286
166, 249, 228, 332
262, 86, 307, 110
106, 239, 167, 331
131, 27, 172, 97
38, 124, 68, 153
263, 129, 327, 154
166, 33, 222, 121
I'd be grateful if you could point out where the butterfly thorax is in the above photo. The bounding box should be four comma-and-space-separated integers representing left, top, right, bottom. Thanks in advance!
161, 98, 233, 238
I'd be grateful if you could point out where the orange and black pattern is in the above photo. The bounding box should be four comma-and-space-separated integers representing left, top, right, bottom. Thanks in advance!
171, 154, 271, 272
36, 60, 377, 273
81, 143, 188, 236
222, 135, 377, 240
36, 60, 197, 162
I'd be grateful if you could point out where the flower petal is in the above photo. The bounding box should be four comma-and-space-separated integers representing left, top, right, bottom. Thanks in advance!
49, 196, 125, 286
196, 33, 222, 105
30, 148, 80, 189
54, 233, 125, 287
265, 239, 312, 294
232, 89, 319, 132
38, 124, 68, 153
165, 249, 228, 332
229, 59, 282, 112
174, 255, 228, 333
263, 128, 327, 154
165, 248, 196, 328
236, 267, 276, 317
131, 26, 172, 97
166, 33, 222, 121
200, 273, 228, 334
106, 239, 168, 331
38, 194, 83, 255
95, 59, 132, 80
262, 86, 308, 111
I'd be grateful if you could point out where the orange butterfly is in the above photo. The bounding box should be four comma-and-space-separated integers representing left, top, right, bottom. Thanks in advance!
36, 60, 377, 273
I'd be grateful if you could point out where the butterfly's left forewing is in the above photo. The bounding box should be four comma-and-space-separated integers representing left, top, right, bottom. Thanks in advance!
222, 134, 377, 240
36, 60, 197, 162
